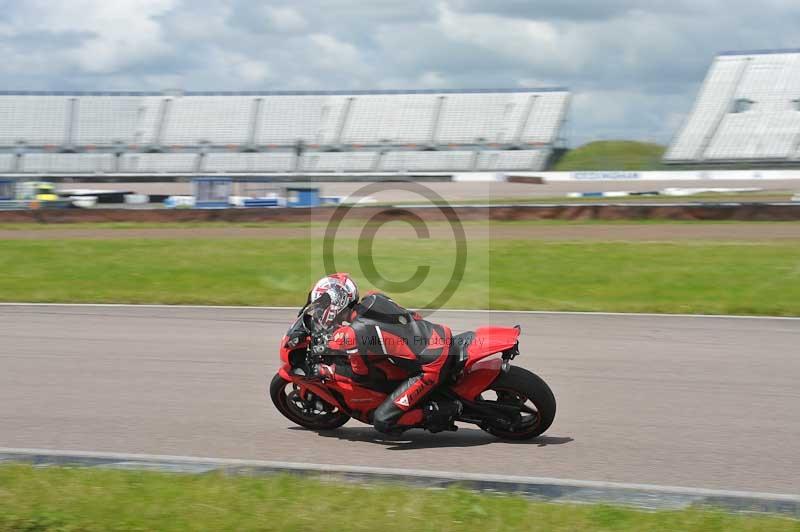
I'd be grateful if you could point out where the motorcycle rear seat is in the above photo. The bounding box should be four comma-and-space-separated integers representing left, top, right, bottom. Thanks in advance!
449, 331, 475, 374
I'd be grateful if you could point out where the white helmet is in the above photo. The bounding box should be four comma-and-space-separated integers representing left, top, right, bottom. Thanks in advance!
306, 273, 359, 330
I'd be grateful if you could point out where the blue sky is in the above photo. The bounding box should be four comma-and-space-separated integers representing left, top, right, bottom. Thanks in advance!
1, 0, 797, 145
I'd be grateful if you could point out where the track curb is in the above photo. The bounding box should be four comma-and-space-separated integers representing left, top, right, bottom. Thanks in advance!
1, 448, 797, 516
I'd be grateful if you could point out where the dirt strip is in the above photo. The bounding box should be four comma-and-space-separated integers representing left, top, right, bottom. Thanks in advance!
2, 203, 800, 225
1, 223, 799, 241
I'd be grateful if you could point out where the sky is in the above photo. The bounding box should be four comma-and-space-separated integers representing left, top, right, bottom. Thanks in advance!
0, 0, 798, 146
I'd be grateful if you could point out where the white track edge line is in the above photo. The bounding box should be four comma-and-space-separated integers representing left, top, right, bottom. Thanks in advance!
1, 447, 798, 502
0, 302, 797, 320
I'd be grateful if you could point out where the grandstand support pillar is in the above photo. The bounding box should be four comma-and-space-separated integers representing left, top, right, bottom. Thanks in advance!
152, 98, 172, 150
513, 95, 537, 145
13, 142, 26, 173
293, 140, 305, 173
470, 150, 480, 171
194, 152, 205, 174
789, 125, 800, 160
429, 96, 445, 147
334, 97, 354, 147
554, 93, 571, 149
112, 141, 125, 173
371, 149, 385, 172
195, 141, 210, 174
65, 97, 78, 151
247, 98, 262, 149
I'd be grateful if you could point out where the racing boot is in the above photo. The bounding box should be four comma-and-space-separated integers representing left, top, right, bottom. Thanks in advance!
423, 399, 463, 433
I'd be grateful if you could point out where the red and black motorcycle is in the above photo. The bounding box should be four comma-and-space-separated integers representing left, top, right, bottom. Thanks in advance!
270, 312, 556, 440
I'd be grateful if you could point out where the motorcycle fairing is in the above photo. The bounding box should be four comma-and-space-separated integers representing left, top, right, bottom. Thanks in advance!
450, 358, 503, 400
465, 326, 520, 369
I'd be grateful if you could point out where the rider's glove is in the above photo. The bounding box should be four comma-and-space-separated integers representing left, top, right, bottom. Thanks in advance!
311, 363, 335, 381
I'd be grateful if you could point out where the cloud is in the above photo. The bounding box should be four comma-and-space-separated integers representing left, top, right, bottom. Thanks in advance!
0, 0, 797, 145
308, 33, 362, 68
9, 0, 178, 73
265, 6, 307, 32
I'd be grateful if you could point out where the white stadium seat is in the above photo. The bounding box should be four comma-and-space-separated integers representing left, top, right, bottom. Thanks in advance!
477, 150, 549, 170
161, 96, 254, 146
21, 153, 115, 173
73, 95, 161, 147
257, 95, 348, 146
301, 152, 378, 172
340, 94, 437, 145
119, 153, 199, 173
0, 153, 16, 172
381, 151, 475, 171
203, 152, 295, 173
0, 95, 69, 146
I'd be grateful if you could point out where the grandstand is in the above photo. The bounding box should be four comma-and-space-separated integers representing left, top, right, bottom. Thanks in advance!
665, 49, 800, 163
0, 89, 569, 175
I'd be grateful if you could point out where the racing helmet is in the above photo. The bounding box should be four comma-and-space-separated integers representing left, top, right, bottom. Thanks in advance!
305, 273, 359, 330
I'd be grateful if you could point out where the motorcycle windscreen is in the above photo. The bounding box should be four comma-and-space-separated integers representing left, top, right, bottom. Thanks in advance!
302, 292, 332, 331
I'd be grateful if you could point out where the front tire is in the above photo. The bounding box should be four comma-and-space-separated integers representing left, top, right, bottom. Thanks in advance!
478, 366, 556, 440
270, 373, 350, 430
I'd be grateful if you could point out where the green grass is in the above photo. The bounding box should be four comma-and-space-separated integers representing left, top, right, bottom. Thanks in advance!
554, 140, 667, 171
0, 221, 325, 230
1, 237, 799, 315
0, 465, 796, 532
0, 220, 797, 230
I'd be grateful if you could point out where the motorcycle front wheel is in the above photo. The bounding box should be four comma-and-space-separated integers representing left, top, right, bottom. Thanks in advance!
270, 374, 350, 430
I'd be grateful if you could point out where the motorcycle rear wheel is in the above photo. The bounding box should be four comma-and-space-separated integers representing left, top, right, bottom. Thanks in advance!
478, 366, 556, 440
270, 374, 350, 430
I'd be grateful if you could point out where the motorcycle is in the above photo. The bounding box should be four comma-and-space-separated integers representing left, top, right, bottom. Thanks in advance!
270, 308, 556, 440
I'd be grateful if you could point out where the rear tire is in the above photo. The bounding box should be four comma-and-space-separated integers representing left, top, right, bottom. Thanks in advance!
479, 366, 556, 440
270, 373, 350, 430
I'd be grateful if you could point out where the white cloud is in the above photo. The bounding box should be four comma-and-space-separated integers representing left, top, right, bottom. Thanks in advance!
437, 3, 563, 66
11, 0, 177, 73
308, 33, 364, 71
417, 71, 448, 87
236, 58, 271, 84
265, 6, 307, 32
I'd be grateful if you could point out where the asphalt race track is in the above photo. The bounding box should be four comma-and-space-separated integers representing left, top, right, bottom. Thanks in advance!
1, 304, 798, 494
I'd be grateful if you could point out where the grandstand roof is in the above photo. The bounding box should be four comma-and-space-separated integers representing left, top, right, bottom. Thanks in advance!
718, 48, 800, 56
0, 87, 568, 97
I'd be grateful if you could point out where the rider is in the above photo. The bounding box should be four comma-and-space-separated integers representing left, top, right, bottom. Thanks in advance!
303, 273, 462, 434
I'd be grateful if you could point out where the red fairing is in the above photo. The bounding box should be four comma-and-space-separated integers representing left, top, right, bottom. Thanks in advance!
327, 379, 385, 413
451, 358, 503, 400
297, 380, 347, 413
280, 335, 310, 366
466, 326, 520, 368
279, 335, 292, 364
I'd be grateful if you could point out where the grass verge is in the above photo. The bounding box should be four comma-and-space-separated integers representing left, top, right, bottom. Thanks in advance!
553, 140, 667, 171
0, 220, 798, 230
0, 237, 798, 315
0, 465, 796, 532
